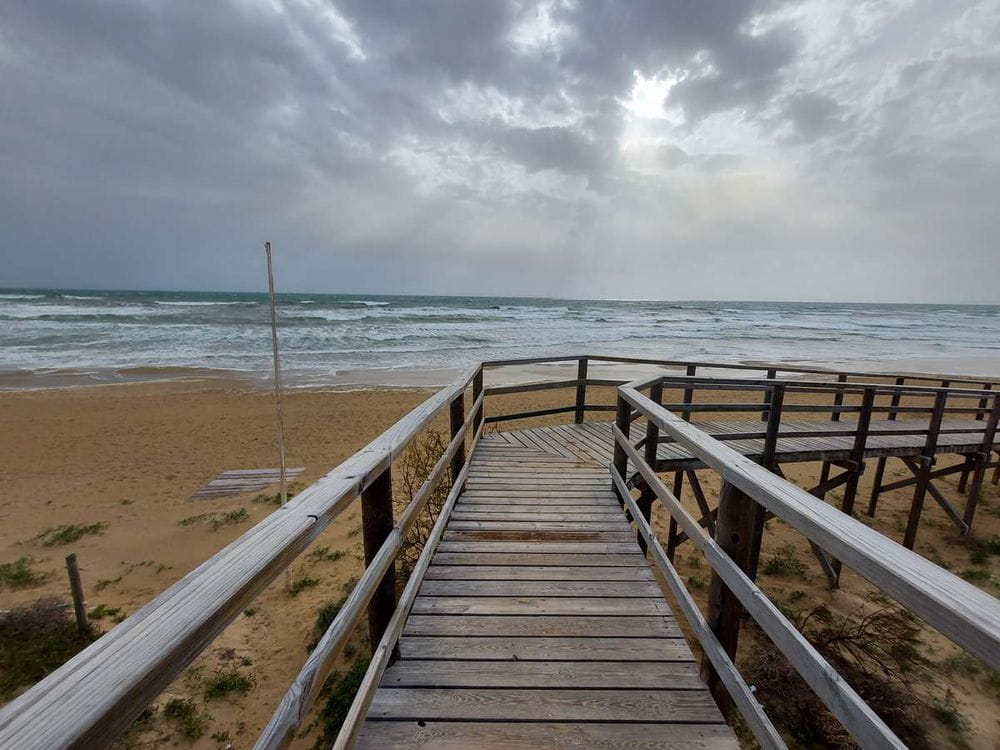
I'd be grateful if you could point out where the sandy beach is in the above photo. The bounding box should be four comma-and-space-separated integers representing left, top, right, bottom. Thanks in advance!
1, 373, 998, 748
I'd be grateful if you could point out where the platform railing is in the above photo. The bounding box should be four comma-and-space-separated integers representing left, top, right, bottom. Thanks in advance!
610, 375, 1000, 750
0, 365, 484, 750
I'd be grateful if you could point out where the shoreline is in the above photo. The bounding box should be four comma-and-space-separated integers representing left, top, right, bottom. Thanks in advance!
3, 352, 1000, 393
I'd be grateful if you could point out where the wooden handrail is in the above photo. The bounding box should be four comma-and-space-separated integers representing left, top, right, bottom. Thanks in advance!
611, 434, 904, 748
0, 364, 481, 750
254, 395, 484, 750
610, 467, 786, 750
332, 421, 484, 749
617, 382, 1000, 670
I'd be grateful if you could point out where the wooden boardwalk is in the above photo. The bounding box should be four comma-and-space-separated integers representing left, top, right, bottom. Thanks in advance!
356, 434, 737, 749
488, 417, 992, 469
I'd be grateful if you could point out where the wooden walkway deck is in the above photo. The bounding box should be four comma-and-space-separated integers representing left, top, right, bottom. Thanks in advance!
356, 435, 737, 749
487, 417, 992, 469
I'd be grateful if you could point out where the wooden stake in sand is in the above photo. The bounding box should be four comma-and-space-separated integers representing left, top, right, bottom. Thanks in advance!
65, 553, 89, 635
264, 241, 291, 592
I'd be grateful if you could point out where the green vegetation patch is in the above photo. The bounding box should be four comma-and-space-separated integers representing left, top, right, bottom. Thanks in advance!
312, 659, 369, 750
762, 544, 810, 579
0, 556, 49, 590
203, 667, 256, 700
308, 545, 347, 563
163, 697, 210, 739
179, 508, 249, 531
88, 603, 125, 623
289, 576, 320, 597
308, 595, 349, 652
32, 522, 106, 546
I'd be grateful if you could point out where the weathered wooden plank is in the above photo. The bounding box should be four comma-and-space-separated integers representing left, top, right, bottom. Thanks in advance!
403, 615, 677, 638
450, 510, 624, 521
447, 519, 632, 531
411, 596, 673, 616
441, 530, 637, 543
380, 660, 699, 688
431, 552, 649, 566
436, 541, 640, 553
355, 721, 738, 750
400, 635, 692, 661
366, 688, 723, 722
424, 565, 654, 581
419, 579, 662, 598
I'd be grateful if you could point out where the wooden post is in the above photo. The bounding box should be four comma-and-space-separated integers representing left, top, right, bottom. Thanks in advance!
963, 394, 1000, 532
903, 391, 947, 550
830, 388, 875, 583
701, 481, 759, 712
760, 368, 776, 421
818, 373, 849, 488
868, 377, 904, 516
637, 381, 662, 555
746, 384, 784, 581
612, 396, 631, 508
961, 383, 993, 491
975, 383, 992, 422
361, 468, 397, 658
472, 368, 484, 431
668, 365, 697, 560
574, 357, 588, 424
65, 554, 89, 636
449, 392, 466, 484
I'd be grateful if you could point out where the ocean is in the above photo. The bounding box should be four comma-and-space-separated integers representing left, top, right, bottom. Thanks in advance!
2, 289, 999, 388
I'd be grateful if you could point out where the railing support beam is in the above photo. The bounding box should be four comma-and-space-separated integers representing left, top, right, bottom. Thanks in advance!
449, 392, 466, 484
574, 357, 588, 424
702, 480, 760, 712
903, 391, 948, 549
361, 467, 397, 659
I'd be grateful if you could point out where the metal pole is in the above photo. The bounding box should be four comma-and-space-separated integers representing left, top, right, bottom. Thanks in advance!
265, 241, 291, 592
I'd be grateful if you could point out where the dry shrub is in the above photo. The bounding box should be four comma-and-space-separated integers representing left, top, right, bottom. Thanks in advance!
744, 594, 930, 748
394, 430, 451, 586
0, 597, 99, 701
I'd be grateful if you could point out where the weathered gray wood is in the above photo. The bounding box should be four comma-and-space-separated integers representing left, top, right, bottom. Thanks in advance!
403, 614, 678, 637
703, 480, 758, 708
419, 579, 662, 597
254, 407, 485, 750
65, 554, 89, 636
432, 552, 649, 566
367, 688, 724, 722
619, 385, 1000, 671
361, 466, 397, 652
380, 659, 699, 688
424, 564, 654, 581
612, 466, 786, 750
614, 426, 904, 749
903, 391, 947, 549
436, 541, 639, 553
399, 636, 692, 661
575, 356, 588, 424
330, 425, 482, 750
964, 394, 1000, 530
355, 721, 738, 750
411, 595, 671, 616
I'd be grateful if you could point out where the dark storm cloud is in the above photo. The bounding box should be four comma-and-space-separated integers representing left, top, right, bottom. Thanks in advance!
0, 0, 998, 301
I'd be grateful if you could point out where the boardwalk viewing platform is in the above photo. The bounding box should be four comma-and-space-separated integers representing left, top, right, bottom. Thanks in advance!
2, 355, 999, 749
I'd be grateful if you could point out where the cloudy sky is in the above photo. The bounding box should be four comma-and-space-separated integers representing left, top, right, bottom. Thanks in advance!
2, 1, 999, 302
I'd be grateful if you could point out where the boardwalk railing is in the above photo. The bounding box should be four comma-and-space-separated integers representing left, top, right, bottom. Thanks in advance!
0, 365, 485, 750
1, 354, 998, 749
610, 373, 1000, 749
